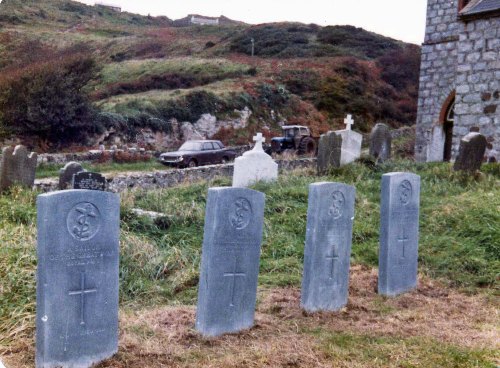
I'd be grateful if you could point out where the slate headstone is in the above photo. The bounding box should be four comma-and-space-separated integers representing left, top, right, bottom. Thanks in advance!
369, 123, 392, 163
0, 145, 37, 191
378, 172, 420, 297
233, 133, 278, 188
301, 182, 356, 312
453, 132, 487, 172
36, 190, 120, 368
59, 162, 86, 190
73, 172, 106, 191
317, 131, 342, 174
196, 187, 265, 337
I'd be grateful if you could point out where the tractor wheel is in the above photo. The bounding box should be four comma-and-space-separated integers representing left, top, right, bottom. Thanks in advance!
298, 137, 316, 155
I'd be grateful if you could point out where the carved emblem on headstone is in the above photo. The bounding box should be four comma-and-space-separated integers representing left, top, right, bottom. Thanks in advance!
398, 180, 413, 206
66, 202, 101, 241
328, 191, 345, 219
230, 198, 252, 230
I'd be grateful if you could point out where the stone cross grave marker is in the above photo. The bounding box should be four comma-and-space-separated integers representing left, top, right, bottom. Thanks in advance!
232, 132, 278, 188
453, 132, 487, 172
59, 162, 86, 190
196, 187, 265, 337
36, 190, 120, 368
378, 172, 420, 297
0, 145, 37, 191
301, 182, 356, 312
73, 171, 106, 191
344, 114, 354, 131
369, 123, 392, 163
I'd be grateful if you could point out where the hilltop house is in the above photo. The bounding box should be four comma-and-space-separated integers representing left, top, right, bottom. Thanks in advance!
415, 0, 500, 162
94, 1, 121, 13
190, 15, 220, 25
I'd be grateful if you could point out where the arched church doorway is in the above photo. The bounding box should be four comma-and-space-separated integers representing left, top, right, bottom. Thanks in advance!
443, 98, 455, 162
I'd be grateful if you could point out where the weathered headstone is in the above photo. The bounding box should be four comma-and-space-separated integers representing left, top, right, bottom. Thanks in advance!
336, 115, 363, 166
453, 132, 487, 172
378, 172, 420, 297
59, 162, 86, 190
233, 133, 278, 188
36, 190, 120, 368
317, 131, 342, 174
196, 187, 265, 337
369, 123, 392, 163
301, 182, 356, 312
73, 172, 106, 191
426, 125, 445, 162
0, 145, 37, 191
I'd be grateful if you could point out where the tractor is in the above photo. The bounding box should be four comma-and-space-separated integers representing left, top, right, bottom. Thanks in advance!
269, 125, 317, 155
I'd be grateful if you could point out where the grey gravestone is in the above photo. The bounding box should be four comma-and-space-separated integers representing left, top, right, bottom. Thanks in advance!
0, 145, 37, 191
369, 123, 392, 163
317, 132, 342, 174
453, 132, 487, 172
301, 182, 356, 312
73, 172, 106, 191
378, 172, 420, 297
59, 162, 86, 190
36, 190, 120, 368
196, 187, 265, 337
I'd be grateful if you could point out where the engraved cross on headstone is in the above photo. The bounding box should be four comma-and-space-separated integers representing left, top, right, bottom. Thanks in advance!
344, 114, 354, 131
253, 132, 266, 152
223, 255, 246, 307
397, 225, 409, 259
326, 245, 339, 280
68, 272, 97, 325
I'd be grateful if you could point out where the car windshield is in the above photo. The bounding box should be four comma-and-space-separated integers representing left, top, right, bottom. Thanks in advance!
179, 142, 202, 151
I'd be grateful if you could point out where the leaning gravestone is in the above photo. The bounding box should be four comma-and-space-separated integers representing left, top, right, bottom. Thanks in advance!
378, 172, 420, 297
73, 172, 106, 191
0, 145, 37, 191
36, 190, 120, 368
196, 187, 265, 337
369, 123, 392, 163
301, 182, 356, 312
453, 132, 487, 172
233, 133, 278, 188
317, 131, 342, 174
59, 162, 86, 190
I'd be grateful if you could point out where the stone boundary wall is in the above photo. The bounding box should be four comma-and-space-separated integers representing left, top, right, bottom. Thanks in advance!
34, 158, 316, 193
34, 145, 253, 165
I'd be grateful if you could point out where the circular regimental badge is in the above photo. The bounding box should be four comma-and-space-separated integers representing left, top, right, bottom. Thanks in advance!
67, 202, 101, 241
398, 180, 413, 206
328, 191, 345, 219
229, 198, 253, 230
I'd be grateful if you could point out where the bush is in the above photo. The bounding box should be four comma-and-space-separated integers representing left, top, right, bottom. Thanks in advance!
0, 50, 97, 145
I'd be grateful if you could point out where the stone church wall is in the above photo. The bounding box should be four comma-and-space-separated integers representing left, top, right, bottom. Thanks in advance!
455, 17, 500, 161
415, 0, 459, 162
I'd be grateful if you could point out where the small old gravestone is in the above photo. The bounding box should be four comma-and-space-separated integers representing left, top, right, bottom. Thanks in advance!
59, 162, 86, 190
336, 114, 363, 165
232, 133, 278, 188
453, 132, 487, 172
378, 172, 421, 297
196, 187, 265, 337
0, 145, 37, 191
317, 131, 342, 174
36, 190, 120, 368
301, 182, 356, 312
73, 172, 106, 191
369, 123, 392, 163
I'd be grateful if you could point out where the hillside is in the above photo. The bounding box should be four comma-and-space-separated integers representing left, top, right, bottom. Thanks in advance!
0, 0, 420, 151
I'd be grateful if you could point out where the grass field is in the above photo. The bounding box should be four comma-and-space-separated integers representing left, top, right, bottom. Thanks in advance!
1, 161, 499, 367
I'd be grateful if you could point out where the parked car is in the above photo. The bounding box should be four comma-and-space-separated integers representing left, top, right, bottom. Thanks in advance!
159, 140, 237, 168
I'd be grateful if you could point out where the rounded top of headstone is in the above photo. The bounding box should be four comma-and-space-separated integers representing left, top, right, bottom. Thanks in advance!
462, 132, 487, 143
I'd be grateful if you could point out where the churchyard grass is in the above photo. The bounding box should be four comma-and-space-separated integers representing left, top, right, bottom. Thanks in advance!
35, 159, 168, 179
1, 161, 498, 366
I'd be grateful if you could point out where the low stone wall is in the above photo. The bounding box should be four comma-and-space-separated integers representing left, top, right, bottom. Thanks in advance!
35, 145, 253, 165
34, 158, 316, 193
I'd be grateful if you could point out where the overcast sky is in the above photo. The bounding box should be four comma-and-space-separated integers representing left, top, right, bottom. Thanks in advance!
71, 0, 428, 44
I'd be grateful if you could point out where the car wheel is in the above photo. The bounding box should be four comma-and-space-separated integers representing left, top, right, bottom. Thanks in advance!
187, 160, 197, 168
221, 156, 229, 164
